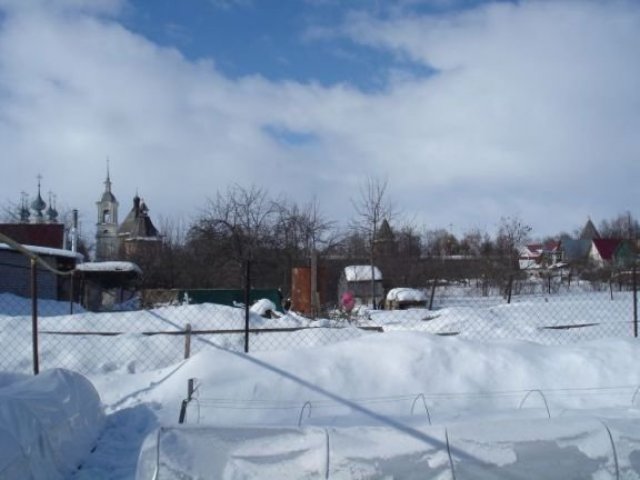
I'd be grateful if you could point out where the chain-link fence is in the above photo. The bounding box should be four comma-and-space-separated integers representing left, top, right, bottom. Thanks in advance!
0, 236, 638, 376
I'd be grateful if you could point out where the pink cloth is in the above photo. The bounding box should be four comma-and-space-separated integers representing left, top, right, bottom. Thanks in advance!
341, 291, 355, 312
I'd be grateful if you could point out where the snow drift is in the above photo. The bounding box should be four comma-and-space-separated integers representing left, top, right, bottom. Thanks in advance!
0, 369, 104, 479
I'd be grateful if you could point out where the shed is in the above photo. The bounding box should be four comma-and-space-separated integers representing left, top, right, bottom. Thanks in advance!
290, 266, 328, 316
337, 265, 384, 309
0, 243, 81, 301
75, 261, 142, 311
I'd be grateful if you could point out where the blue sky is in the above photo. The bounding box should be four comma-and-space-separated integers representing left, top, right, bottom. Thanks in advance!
122, 0, 452, 91
0, 0, 639, 242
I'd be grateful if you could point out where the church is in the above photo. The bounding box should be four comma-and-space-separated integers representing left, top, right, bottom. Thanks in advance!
95, 169, 161, 261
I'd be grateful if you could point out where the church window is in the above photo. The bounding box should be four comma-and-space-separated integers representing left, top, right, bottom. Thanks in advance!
102, 209, 111, 223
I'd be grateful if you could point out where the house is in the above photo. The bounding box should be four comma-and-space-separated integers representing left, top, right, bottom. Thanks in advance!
580, 218, 601, 240
554, 218, 602, 267
519, 245, 541, 270
337, 265, 384, 309
0, 179, 82, 301
519, 241, 562, 270
0, 223, 64, 249
560, 238, 592, 265
588, 239, 635, 268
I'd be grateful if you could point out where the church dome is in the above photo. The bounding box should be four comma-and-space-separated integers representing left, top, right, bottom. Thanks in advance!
47, 205, 59, 222
30, 193, 46, 213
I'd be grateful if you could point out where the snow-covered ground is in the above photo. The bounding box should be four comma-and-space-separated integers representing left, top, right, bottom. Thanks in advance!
1, 288, 640, 478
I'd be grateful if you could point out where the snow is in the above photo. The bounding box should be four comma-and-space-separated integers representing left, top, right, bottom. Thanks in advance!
250, 298, 277, 316
386, 287, 427, 302
0, 292, 85, 316
0, 243, 83, 261
343, 265, 382, 281
75, 261, 142, 274
2, 290, 640, 478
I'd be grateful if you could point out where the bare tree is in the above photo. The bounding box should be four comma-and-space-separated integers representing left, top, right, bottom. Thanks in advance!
495, 216, 532, 268
189, 184, 277, 287
134, 216, 187, 288
459, 228, 491, 257
599, 212, 639, 239
423, 228, 459, 257
271, 197, 336, 295
350, 176, 395, 308
274, 197, 334, 259
396, 224, 422, 258
0, 199, 20, 222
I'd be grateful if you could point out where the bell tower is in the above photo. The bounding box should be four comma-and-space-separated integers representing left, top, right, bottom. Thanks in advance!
95, 162, 120, 260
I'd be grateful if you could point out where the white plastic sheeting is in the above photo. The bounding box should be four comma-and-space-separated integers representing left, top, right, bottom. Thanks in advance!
0, 369, 104, 480
136, 416, 640, 479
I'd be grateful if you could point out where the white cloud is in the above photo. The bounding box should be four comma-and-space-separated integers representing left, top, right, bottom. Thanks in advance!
206, 0, 253, 11
336, 0, 640, 230
0, 0, 125, 16
0, 0, 639, 242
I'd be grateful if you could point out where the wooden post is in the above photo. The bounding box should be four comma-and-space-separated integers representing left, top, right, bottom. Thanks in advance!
184, 323, 192, 359
178, 399, 188, 424
31, 259, 39, 375
187, 378, 195, 401
179, 378, 196, 424
506, 275, 513, 304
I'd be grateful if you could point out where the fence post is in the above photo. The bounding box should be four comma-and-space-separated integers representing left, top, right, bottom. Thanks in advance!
178, 378, 196, 424
244, 259, 251, 354
188, 378, 195, 401
178, 399, 188, 424
633, 265, 638, 338
428, 279, 437, 310
30, 258, 39, 375
69, 271, 74, 315
184, 323, 192, 359
610, 277, 614, 301
506, 274, 513, 304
